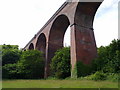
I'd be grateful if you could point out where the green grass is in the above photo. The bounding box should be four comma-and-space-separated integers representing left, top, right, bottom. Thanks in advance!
2, 79, 119, 88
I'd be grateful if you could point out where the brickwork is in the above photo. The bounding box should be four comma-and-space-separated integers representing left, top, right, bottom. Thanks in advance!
24, 2, 102, 78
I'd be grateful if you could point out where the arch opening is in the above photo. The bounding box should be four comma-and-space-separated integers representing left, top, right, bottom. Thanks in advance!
28, 43, 34, 50
47, 14, 71, 77
49, 14, 70, 56
36, 33, 46, 57
49, 15, 70, 48
64, 26, 71, 47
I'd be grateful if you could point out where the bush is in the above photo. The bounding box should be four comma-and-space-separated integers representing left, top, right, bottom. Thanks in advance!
89, 71, 107, 81
76, 61, 92, 77
91, 46, 109, 72
18, 50, 45, 79
92, 39, 120, 74
2, 50, 45, 79
2, 49, 21, 66
106, 73, 119, 82
50, 47, 71, 79
2, 64, 18, 79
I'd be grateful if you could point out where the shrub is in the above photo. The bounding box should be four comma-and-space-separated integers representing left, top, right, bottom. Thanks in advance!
90, 71, 107, 81
76, 61, 92, 77
91, 39, 120, 74
18, 50, 45, 79
106, 73, 119, 82
50, 47, 71, 79
2, 50, 45, 79
2, 49, 21, 66
2, 64, 18, 79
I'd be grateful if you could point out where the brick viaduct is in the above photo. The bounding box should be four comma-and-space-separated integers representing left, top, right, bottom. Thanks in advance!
23, 1, 103, 78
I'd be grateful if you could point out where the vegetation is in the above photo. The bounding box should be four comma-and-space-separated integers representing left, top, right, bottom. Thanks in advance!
2, 45, 44, 79
76, 61, 92, 77
2, 79, 118, 88
2, 39, 120, 84
2, 45, 21, 66
50, 47, 71, 79
71, 61, 92, 78
90, 39, 120, 81
92, 39, 120, 74
18, 50, 44, 79
50, 39, 120, 80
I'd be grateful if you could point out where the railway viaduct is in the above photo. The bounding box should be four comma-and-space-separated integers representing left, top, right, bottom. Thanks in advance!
23, 0, 103, 78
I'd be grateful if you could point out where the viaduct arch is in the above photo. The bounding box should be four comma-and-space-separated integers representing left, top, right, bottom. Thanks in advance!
28, 43, 34, 50
24, 1, 103, 78
36, 33, 46, 55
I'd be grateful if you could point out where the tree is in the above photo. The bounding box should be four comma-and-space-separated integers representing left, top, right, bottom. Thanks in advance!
17, 50, 45, 79
2, 49, 45, 79
2, 63, 18, 79
92, 46, 109, 72
2, 49, 21, 66
92, 39, 120, 74
50, 47, 71, 79
2, 45, 21, 66
2, 44, 19, 50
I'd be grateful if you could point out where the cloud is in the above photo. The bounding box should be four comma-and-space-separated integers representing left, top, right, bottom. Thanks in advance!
0, 0, 65, 48
96, 0, 118, 18
0, 0, 118, 48
64, 0, 118, 47
93, 0, 118, 47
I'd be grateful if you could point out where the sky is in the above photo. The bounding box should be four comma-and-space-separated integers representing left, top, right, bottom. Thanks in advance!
0, 0, 119, 48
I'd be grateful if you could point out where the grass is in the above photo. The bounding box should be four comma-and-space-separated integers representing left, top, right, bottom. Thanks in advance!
2, 79, 119, 88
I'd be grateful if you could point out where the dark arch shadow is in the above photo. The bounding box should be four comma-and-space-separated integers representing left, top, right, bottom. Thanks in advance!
45, 14, 70, 77
36, 33, 46, 57
48, 14, 70, 58
75, 2, 101, 30
28, 43, 34, 50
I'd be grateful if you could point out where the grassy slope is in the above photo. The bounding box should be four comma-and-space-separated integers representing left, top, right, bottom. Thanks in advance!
2, 80, 118, 88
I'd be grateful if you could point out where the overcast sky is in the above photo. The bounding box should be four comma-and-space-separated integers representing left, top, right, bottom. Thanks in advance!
0, 0, 119, 48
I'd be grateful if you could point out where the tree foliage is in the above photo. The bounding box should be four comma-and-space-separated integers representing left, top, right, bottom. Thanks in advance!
2, 45, 45, 79
2, 49, 21, 66
76, 61, 92, 77
92, 39, 120, 74
50, 47, 71, 79
2, 39, 120, 80
17, 50, 45, 79
2, 64, 18, 79
2, 44, 19, 50
2, 45, 21, 66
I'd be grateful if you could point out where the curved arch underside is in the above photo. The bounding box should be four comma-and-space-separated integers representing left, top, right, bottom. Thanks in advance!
44, 15, 70, 77
24, 1, 103, 78
49, 15, 70, 47
75, 2, 101, 28
36, 33, 46, 55
28, 43, 34, 50
48, 15, 70, 59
